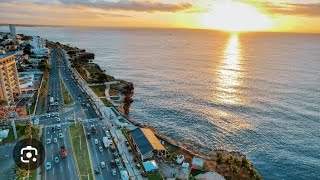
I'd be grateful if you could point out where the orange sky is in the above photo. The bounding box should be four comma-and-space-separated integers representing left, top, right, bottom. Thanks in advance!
1, 0, 320, 33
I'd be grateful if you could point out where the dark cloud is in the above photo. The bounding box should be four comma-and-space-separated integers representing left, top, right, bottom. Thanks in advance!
35, 0, 193, 12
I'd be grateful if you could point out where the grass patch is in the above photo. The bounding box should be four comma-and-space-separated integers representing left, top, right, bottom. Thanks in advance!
69, 124, 94, 180
110, 96, 120, 100
60, 78, 74, 105
111, 108, 120, 117
100, 98, 112, 107
147, 172, 163, 180
29, 169, 37, 180
118, 118, 125, 123
89, 85, 106, 97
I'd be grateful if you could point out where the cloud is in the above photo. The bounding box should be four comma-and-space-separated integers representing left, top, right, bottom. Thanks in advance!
33, 0, 192, 12
240, 1, 320, 17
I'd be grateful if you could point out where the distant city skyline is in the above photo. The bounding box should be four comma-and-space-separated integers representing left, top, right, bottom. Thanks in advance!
1, 0, 320, 33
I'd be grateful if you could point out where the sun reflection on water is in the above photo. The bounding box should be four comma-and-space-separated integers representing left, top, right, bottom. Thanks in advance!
216, 34, 244, 104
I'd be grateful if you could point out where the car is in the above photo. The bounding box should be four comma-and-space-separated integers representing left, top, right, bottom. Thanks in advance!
59, 133, 63, 138
111, 168, 117, 176
60, 146, 67, 158
87, 133, 91, 139
55, 102, 58, 105
94, 139, 98, 145
125, 140, 129, 146
94, 168, 100, 175
99, 146, 103, 152
54, 138, 57, 143
77, 118, 82, 121
46, 138, 51, 144
52, 126, 55, 132
128, 147, 132, 153
110, 160, 116, 168
46, 162, 51, 170
57, 124, 61, 130
54, 156, 59, 163
56, 117, 60, 122
115, 158, 121, 167
136, 163, 141, 169
47, 114, 51, 118
100, 161, 106, 168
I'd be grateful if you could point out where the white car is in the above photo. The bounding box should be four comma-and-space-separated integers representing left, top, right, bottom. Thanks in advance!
99, 146, 103, 152
46, 114, 51, 118
94, 139, 99, 145
46, 162, 51, 170
59, 133, 63, 138
56, 117, 60, 122
100, 161, 106, 168
53, 138, 57, 143
46, 138, 51, 144
57, 124, 61, 130
111, 168, 116, 176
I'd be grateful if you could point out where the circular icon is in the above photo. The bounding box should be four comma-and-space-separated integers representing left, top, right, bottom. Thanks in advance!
13, 138, 45, 170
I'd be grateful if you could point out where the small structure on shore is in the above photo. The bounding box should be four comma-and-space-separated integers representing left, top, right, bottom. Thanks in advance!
128, 127, 168, 160
192, 157, 205, 170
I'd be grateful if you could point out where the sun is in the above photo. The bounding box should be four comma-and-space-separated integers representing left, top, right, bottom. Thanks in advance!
200, 2, 272, 32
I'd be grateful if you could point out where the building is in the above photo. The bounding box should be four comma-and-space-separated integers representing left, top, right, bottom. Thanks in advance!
9, 24, 16, 36
30, 36, 49, 57
128, 128, 168, 161
0, 54, 21, 105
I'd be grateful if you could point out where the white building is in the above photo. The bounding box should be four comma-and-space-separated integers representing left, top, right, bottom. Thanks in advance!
30, 36, 50, 57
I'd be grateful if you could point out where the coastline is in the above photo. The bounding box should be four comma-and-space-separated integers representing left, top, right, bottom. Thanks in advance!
49, 38, 261, 179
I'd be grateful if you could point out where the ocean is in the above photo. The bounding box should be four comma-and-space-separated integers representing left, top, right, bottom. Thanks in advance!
1, 26, 319, 179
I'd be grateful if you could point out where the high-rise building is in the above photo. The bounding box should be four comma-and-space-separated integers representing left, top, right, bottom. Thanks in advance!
9, 24, 16, 36
0, 54, 21, 105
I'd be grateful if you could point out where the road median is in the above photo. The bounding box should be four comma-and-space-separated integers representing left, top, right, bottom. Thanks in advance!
69, 124, 93, 180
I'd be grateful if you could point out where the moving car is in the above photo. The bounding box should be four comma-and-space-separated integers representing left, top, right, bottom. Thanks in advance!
54, 138, 57, 143
100, 161, 106, 168
111, 168, 117, 176
57, 124, 61, 130
46, 162, 51, 170
54, 156, 59, 163
94, 139, 98, 145
59, 133, 63, 138
60, 146, 67, 158
46, 138, 51, 144
56, 117, 60, 122
94, 168, 100, 175
87, 133, 91, 139
99, 146, 103, 152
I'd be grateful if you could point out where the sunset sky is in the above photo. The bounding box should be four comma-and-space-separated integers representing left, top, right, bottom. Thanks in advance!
1, 0, 320, 33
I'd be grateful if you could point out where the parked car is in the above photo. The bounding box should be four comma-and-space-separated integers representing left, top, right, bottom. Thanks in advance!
54, 138, 57, 143
115, 158, 121, 167
59, 133, 63, 138
99, 146, 103, 152
94, 139, 99, 145
87, 133, 91, 139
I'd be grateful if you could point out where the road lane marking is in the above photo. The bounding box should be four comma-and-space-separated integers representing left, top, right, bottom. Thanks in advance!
53, 167, 55, 175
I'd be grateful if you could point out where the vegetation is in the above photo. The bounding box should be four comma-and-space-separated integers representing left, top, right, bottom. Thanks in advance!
111, 108, 120, 117
118, 118, 125, 123
69, 124, 94, 180
60, 79, 74, 105
23, 44, 32, 55
147, 172, 163, 180
89, 85, 106, 97
100, 98, 112, 107
38, 60, 51, 72
1, 128, 14, 143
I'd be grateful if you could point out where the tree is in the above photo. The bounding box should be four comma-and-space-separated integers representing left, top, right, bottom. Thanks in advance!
23, 44, 32, 55
15, 167, 29, 178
